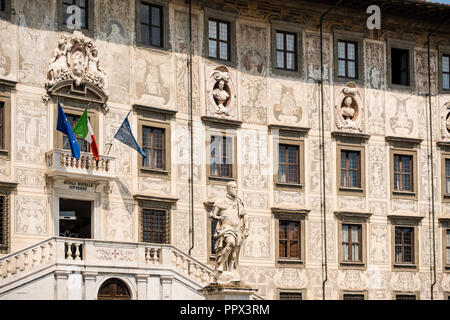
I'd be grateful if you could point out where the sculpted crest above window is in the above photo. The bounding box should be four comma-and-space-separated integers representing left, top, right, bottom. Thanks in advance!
43, 31, 109, 111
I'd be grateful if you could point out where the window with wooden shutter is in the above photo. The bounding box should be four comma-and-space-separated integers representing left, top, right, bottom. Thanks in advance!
142, 126, 165, 170
279, 220, 300, 259
278, 144, 299, 184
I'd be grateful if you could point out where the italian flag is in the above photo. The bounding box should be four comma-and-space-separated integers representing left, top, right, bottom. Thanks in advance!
73, 108, 99, 161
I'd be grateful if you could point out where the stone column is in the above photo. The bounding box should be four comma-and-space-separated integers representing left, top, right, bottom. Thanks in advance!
135, 274, 148, 300
82, 271, 98, 300
55, 270, 70, 300
160, 275, 173, 300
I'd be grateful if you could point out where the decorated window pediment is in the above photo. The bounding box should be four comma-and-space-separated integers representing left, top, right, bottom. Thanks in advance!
43, 31, 109, 112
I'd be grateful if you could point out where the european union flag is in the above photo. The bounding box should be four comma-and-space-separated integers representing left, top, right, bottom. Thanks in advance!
114, 114, 147, 158
56, 102, 80, 159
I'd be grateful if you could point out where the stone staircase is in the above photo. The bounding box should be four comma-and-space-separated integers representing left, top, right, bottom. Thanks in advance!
0, 237, 216, 299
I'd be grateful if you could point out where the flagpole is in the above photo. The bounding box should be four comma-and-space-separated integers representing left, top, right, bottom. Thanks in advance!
106, 109, 132, 156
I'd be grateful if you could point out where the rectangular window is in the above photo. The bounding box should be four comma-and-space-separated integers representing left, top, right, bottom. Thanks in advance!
337, 40, 357, 78
0, 195, 6, 250
278, 144, 299, 184
446, 159, 450, 194
342, 224, 362, 262
279, 292, 302, 300
0, 102, 3, 150
279, 220, 300, 259
395, 227, 414, 264
396, 294, 416, 300
343, 294, 365, 300
63, 113, 88, 152
140, 2, 163, 47
446, 229, 450, 266
394, 155, 413, 192
443, 55, 450, 90
141, 207, 169, 244
63, 0, 88, 29
142, 126, 165, 170
391, 48, 410, 86
276, 31, 297, 71
210, 135, 232, 178
340, 150, 361, 188
208, 19, 230, 61
0, 0, 4, 12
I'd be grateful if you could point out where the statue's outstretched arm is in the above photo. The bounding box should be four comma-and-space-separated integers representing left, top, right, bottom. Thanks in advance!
209, 206, 223, 221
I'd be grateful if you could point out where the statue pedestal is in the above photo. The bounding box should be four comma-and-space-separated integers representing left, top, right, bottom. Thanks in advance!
199, 283, 258, 300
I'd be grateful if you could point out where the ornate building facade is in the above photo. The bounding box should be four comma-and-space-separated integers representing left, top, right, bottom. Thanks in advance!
0, 0, 449, 300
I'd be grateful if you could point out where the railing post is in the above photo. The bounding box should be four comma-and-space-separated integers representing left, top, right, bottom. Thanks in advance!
40, 245, 47, 264
31, 248, 38, 267
66, 241, 73, 260
23, 252, 29, 271
74, 243, 81, 261
5, 259, 11, 278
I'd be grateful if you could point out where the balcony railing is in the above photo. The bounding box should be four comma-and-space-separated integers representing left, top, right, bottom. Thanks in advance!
0, 237, 214, 288
45, 149, 116, 180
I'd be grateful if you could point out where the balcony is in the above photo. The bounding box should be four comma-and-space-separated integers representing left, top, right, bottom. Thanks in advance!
45, 149, 116, 181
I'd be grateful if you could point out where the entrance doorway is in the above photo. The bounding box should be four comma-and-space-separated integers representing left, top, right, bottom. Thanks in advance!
97, 278, 131, 300
59, 198, 92, 238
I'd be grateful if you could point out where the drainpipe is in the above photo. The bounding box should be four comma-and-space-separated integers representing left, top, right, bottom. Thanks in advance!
319, 0, 343, 301
426, 17, 449, 300
187, 0, 195, 256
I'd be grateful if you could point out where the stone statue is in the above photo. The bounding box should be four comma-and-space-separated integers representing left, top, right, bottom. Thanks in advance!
209, 181, 249, 284
213, 79, 230, 116
47, 35, 69, 88
341, 96, 355, 122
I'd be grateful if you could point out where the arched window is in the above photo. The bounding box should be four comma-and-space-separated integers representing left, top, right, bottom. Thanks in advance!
97, 278, 131, 300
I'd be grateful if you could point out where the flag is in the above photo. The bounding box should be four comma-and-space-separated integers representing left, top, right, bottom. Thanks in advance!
113, 113, 147, 158
73, 108, 99, 161
56, 102, 80, 159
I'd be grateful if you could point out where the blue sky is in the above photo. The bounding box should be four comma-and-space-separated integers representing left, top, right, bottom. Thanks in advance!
434, 0, 450, 4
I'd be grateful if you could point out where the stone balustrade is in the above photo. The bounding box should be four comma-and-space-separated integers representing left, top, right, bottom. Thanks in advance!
45, 149, 116, 180
0, 237, 214, 289
0, 239, 56, 280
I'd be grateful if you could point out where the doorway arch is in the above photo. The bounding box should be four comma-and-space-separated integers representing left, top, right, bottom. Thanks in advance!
97, 278, 131, 300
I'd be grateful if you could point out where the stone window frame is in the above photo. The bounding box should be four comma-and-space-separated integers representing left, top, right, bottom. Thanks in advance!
388, 215, 422, 271
135, 0, 170, 52
336, 142, 366, 197
270, 20, 303, 79
445, 292, 450, 300
134, 104, 174, 179
273, 209, 307, 268
389, 147, 418, 200
386, 38, 416, 92
0, 81, 13, 161
277, 288, 306, 300
441, 152, 450, 202
394, 291, 420, 300
272, 127, 307, 191
135, 197, 175, 245
57, 0, 95, 38
333, 30, 364, 85
203, 7, 237, 68
0, 189, 11, 254
438, 45, 450, 94
0, 0, 11, 21
440, 219, 450, 272
205, 125, 238, 185
335, 211, 371, 270
53, 100, 99, 152
340, 290, 368, 300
